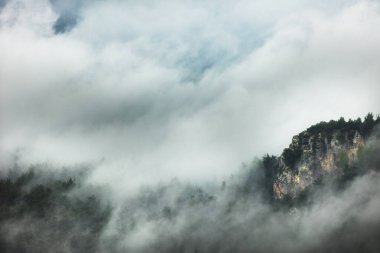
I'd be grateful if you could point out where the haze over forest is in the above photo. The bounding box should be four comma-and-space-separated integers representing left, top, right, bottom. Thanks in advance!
0, 0, 380, 252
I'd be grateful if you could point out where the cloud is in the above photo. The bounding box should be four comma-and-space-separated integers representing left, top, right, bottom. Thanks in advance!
0, 0, 380, 192
0, 0, 9, 10
95, 131, 380, 252
1, 1, 380, 251
94, 153, 380, 252
49, 0, 83, 33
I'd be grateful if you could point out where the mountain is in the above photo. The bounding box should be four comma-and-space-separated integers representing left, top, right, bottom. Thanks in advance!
262, 113, 380, 202
0, 113, 379, 253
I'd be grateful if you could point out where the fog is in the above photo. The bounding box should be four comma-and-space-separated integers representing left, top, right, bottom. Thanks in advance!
0, 128, 379, 252
1, 1, 380, 251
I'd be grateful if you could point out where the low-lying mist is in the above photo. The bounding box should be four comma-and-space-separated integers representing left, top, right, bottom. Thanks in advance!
1, 129, 379, 253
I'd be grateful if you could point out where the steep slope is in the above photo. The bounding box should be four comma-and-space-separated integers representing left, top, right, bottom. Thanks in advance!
264, 113, 380, 200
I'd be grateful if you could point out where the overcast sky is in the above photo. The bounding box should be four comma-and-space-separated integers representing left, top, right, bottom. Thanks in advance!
1, 0, 379, 190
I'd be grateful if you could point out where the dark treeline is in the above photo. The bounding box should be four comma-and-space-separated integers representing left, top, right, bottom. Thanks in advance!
306, 113, 380, 137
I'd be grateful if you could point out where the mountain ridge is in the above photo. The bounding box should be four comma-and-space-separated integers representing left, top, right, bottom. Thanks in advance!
262, 113, 380, 202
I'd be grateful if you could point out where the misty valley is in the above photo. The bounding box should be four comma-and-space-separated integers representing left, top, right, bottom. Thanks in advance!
1, 115, 380, 253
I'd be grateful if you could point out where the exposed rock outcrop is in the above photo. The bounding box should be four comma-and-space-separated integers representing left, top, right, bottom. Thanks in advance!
264, 114, 380, 200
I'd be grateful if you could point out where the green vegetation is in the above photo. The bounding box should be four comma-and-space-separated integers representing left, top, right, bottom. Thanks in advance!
356, 144, 380, 172
306, 113, 380, 137
282, 147, 303, 169
336, 150, 349, 169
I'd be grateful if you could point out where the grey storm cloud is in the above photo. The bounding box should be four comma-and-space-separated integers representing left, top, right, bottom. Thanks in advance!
49, 0, 83, 33
0, 0, 9, 10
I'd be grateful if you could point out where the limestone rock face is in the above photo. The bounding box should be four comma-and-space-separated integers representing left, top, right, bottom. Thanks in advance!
260, 114, 379, 201
273, 130, 365, 200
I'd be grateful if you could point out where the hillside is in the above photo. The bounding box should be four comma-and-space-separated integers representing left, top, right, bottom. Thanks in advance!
262, 113, 380, 202
0, 113, 379, 253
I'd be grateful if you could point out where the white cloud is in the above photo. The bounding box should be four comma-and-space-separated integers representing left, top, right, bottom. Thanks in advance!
0, 0, 379, 192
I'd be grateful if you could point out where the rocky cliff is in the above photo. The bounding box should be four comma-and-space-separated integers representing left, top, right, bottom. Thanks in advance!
263, 114, 380, 200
